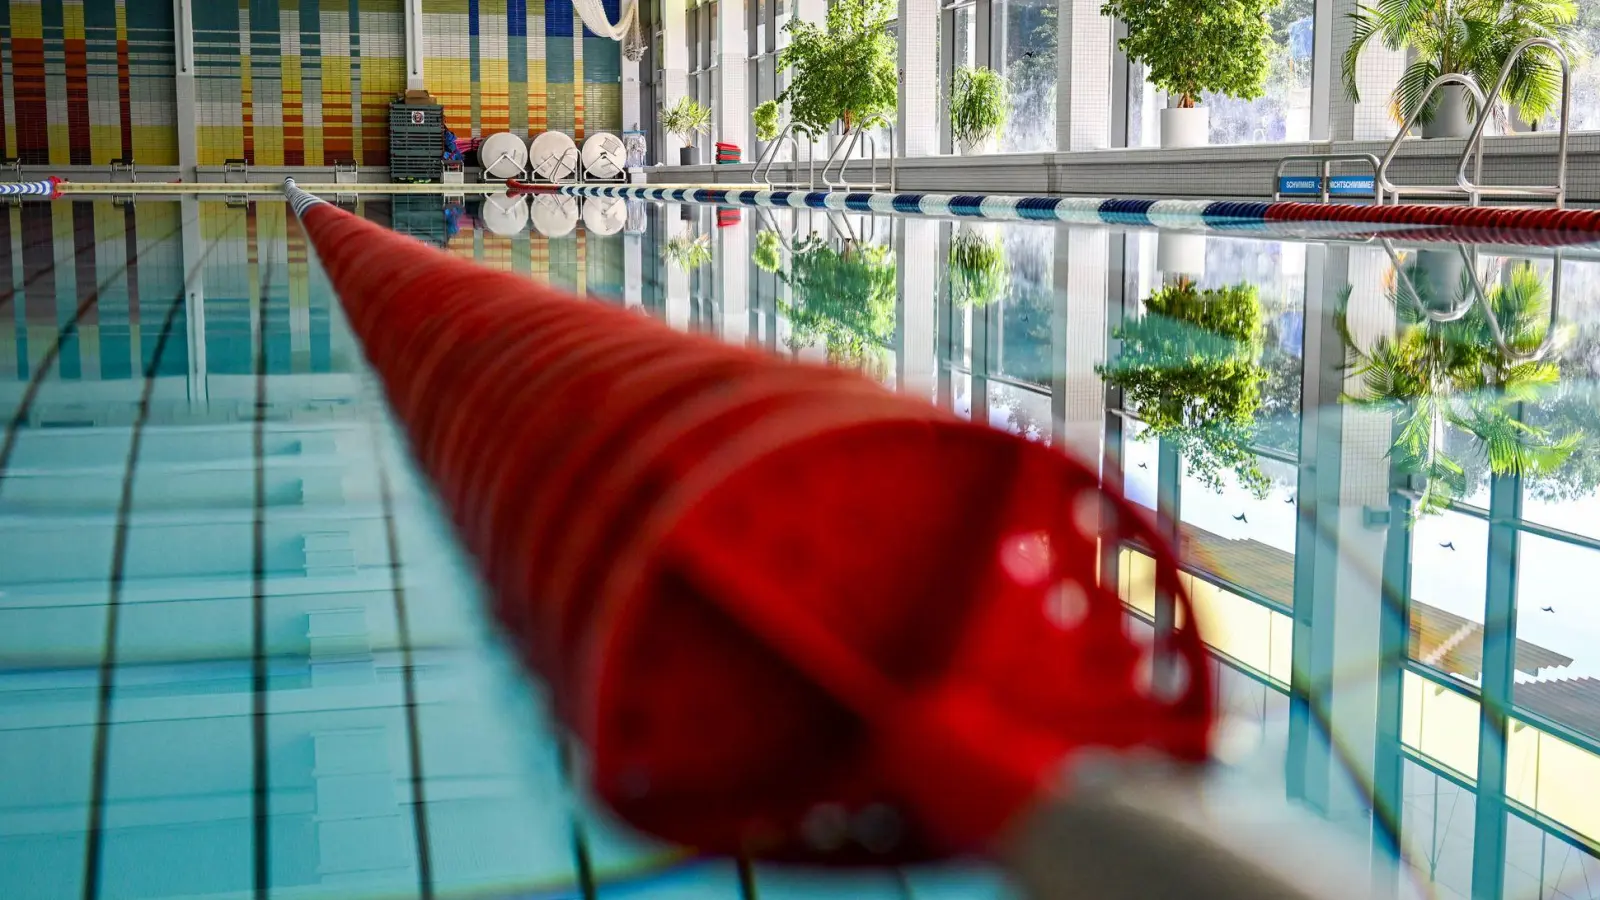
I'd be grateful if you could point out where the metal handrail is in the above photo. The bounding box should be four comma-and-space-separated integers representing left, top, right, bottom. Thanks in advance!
820, 123, 895, 190
1272, 153, 1384, 203
1377, 74, 1488, 205
1457, 37, 1571, 207
752, 124, 813, 188
1381, 238, 1563, 363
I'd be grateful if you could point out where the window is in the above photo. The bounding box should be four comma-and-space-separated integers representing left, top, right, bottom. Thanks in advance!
997, 0, 1057, 152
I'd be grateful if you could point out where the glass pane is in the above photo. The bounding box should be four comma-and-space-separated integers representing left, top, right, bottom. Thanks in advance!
1513, 533, 1600, 744
987, 381, 1052, 444
1401, 760, 1476, 900
1408, 509, 1489, 685
1402, 670, 1481, 780
1122, 418, 1158, 511
999, 0, 1056, 152
1176, 452, 1297, 604
989, 225, 1055, 388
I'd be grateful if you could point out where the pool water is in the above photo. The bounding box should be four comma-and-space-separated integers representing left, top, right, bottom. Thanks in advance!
1, 194, 1597, 900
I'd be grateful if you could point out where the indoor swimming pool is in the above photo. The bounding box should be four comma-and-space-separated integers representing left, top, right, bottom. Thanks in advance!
2, 192, 1599, 900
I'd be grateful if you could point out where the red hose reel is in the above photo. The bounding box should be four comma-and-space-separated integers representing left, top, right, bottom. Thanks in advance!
284, 181, 1214, 865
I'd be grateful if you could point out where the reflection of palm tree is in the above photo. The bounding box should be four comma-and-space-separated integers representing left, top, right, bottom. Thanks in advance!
1337, 263, 1578, 516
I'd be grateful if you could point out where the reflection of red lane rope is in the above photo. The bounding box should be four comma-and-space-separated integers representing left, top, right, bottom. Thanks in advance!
285, 179, 1214, 865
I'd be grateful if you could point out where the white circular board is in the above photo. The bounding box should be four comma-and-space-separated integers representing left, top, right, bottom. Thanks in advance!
480, 192, 529, 236
479, 132, 530, 180
581, 133, 626, 179
581, 196, 627, 235
529, 131, 579, 182
530, 194, 579, 237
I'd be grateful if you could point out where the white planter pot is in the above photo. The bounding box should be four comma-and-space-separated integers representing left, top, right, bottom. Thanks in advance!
1160, 106, 1209, 149
957, 135, 994, 155
1421, 83, 1473, 139
1157, 233, 1207, 278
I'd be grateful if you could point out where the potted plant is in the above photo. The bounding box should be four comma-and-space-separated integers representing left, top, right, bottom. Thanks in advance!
753, 100, 782, 160
1100, 0, 1278, 148
950, 67, 1010, 154
662, 232, 713, 272
777, 0, 898, 141
1341, 0, 1576, 139
948, 227, 1009, 308
1097, 280, 1272, 496
660, 96, 712, 166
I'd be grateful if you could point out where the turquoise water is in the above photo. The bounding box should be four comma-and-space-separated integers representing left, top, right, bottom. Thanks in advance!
1, 194, 1598, 899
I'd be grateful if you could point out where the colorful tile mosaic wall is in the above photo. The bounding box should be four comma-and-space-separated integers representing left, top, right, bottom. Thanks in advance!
1, 198, 620, 388
0, 0, 180, 166
193, 0, 408, 167
421, 0, 622, 143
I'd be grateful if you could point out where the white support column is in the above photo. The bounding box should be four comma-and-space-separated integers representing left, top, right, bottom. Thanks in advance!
896, 218, 938, 399
624, 229, 644, 308
404, 0, 426, 91
623, 57, 644, 132
719, 215, 749, 345
659, 0, 691, 163
180, 197, 208, 408
790, 0, 828, 163
1056, 0, 1114, 151
897, 0, 939, 157
172, 0, 198, 179
1051, 225, 1109, 463
718, 0, 750, 153
1322, 0, 1405, 142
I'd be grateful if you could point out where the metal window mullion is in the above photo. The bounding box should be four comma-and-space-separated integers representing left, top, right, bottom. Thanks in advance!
1471, 460, 1522, 900
939, 5, 956, 154
973, 0, 994, 71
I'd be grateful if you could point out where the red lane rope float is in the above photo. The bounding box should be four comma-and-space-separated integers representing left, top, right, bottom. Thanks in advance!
281, 178, 1214, 863
505, 178, 561, 194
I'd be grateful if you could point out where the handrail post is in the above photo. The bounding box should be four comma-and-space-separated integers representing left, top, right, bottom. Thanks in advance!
1377, 74, 1487, 203
1455, 37, 1570, 207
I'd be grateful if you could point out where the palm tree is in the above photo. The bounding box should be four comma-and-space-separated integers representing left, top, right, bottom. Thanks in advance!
1337, 261, 1579, 516
1342, 0, 1577, 128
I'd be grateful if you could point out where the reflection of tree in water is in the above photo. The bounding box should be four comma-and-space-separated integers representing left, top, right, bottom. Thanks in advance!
1199, 239, 1305, 456
1339, 263, 1579, 516
780, 234, 897, 378
1524, 321, 1600, 503
1099, 280, 1272, 497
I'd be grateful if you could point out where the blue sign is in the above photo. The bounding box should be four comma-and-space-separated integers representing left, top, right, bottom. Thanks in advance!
1278, 176, 1322, 196
1329, 175, 1377, 196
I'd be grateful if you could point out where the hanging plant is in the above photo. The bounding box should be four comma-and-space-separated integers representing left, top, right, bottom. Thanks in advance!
950, 67, 1011, 151
948, 227, 1009, 309
777, 0, 899, 138
1100, 0, 1278, 108
1098, 280, 1272, 496
753, 100, 783, 142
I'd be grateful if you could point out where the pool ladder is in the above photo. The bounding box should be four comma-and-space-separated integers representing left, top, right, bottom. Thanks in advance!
752, 123, 896, 192
1381, 38, 1571, 207
1276, 38, 1570, 207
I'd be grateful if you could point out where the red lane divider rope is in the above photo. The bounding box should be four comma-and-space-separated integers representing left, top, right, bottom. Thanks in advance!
282, 178, 1214, 864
